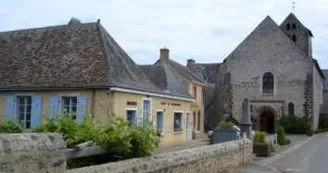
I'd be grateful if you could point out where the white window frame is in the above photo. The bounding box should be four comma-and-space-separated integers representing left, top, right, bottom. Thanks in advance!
156, 110, 164, 135
126, 108, 138, 126
142, 97, 152, 123
16, 96, 32, 129
173, 110, 184, 132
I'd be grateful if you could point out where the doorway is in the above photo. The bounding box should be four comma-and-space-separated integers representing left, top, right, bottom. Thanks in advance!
259, 111, 275, 134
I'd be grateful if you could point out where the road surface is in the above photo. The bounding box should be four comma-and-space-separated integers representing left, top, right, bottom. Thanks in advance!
235, 133, 328, 173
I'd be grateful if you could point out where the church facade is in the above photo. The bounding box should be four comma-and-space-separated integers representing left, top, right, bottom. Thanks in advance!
188, 13, 325, 132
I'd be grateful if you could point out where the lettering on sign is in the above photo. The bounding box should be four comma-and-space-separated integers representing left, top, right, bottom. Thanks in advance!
160, 102, 181, 107
127, 101, 137, 106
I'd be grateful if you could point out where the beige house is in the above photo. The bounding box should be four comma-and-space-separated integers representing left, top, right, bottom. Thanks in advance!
0, 18, 205, 146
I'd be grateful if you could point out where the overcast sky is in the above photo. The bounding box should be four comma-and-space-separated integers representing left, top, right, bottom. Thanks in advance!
1, 0, 327, 68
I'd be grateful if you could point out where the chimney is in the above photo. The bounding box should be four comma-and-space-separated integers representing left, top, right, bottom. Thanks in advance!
160, 47, 169, 63
187, 59, 195, 67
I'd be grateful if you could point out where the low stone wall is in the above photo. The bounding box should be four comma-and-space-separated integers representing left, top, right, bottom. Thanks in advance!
0, 133, 66, 173
0, 133, 252, 173
69, 138, 252, 173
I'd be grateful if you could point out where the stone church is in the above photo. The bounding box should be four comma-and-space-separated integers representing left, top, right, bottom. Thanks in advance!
187, 13, 325, 132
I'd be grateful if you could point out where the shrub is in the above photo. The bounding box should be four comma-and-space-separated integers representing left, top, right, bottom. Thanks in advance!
315, 128, 328, 134
269, 142, 275, 153
253, 131, 268, 144
0, 120, 23, 133
217, 121, 234, 129
318, 115, 328, 129
33, 115, 160, 167
225, 115, 238, 125
277, 126, 289, 145
279, 115, 311, 134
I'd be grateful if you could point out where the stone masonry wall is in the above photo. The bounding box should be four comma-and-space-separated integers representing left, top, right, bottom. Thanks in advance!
69, 138, 252, 173
0, 133, 66, 173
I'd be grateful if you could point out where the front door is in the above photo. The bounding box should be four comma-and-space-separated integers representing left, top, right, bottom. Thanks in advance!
260, 111, 275, 134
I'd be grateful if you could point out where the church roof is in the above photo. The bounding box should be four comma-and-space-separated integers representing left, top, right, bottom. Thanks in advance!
280, 13, 313, 37
0, 19, 180, 97
187, 62, 220, 85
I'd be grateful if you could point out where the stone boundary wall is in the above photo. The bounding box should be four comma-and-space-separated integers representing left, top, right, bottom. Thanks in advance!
69, 138, 252, 173
0, 133, 66, 173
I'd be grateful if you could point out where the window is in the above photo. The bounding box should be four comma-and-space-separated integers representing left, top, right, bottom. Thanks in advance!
193, 110, 196, 129
17, 96, 32, 129
286, 23, 290, 30
224, 73, 231, 84
126, 110, 136, 126
193, 86, 197, 98
62, 96, 77, 119
288, 103, 295, 116
156, 111, 164, 134
197, 110, 201, 131
292, 34, 297, 42
143, 99, 151, 126
262, 72, 274, 94
292, 23, 296, 30
174, 112, 182, 131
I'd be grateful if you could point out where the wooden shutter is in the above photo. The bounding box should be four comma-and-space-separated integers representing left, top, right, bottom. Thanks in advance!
77, 96, 86, 123
5, 96, 17, 120
49, 96, 60, 119
31, 96, 41, 127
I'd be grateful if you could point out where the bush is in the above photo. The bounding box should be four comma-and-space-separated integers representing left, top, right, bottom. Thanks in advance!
254, 131, 267, 144
277, 126, 289, 145
279, 115, 311, 134
319, 115, 328, 129
315, 128, 328, 134
217, 121, 234, 129
0, 120, 23, 133
32, 115, 160, 167
269, 142, 275, 153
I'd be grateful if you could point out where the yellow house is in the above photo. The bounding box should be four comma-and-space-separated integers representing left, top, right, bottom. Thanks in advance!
0, 18, 205, 146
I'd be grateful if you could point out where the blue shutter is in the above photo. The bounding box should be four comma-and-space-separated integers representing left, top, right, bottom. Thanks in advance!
77, 96, 86, 123
156, 112, 163, 132
49, 96, 60, 119
5, 96, 16, 120
31, 96, 41, 128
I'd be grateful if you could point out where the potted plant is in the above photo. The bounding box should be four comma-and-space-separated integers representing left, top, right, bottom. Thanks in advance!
253, 131, 271, 157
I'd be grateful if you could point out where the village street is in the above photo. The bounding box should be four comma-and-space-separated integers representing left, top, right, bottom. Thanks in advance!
235, 133, 328, 173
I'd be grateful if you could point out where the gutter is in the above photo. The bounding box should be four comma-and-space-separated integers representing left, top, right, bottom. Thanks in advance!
109, 87, 195, 102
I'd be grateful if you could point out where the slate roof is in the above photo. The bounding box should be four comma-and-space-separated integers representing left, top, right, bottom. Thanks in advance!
140, 58, 205, 98
0, 19, 182, 97
187, 63, 220, 85
322, 69, 328, 91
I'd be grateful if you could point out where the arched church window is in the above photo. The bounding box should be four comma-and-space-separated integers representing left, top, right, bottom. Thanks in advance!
224, 73, 231, 84
262, 72, 274, 94
288, 102, 295, 116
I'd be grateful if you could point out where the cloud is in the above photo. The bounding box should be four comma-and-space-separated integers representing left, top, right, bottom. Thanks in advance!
0, 0, 327, 68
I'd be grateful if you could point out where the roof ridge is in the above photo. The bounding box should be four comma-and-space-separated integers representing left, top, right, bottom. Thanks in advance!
169, 60, 204, 83
0, 22, 97, 35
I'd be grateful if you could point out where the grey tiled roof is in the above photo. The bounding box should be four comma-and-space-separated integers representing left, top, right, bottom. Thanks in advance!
322, 69, 328, 91
0, 20, 184, 98
188, 63, 220, 84
140, 59, 205, 98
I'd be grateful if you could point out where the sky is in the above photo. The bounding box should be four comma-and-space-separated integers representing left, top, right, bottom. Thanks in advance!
0, 0, 327, 68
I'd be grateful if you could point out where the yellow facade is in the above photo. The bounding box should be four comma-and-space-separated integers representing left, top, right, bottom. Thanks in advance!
0, 87, 204, 147
188, 82, 205, 133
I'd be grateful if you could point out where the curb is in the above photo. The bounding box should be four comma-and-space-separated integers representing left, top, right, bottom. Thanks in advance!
257, 135, 315, 166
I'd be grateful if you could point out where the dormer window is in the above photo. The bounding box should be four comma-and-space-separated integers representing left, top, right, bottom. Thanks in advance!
286, 23, 290, 30
292, 34, 297, 42
292, 23, 296, 30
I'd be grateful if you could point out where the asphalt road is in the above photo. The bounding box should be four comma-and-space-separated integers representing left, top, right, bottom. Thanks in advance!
268, 133, 328, 173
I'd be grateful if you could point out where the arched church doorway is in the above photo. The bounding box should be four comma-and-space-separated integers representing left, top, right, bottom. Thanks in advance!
259, 111, 275, 134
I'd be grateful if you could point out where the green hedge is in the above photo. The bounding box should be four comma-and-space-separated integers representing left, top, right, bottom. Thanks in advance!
319, 115, 328, 129
279, 115, 311, 134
